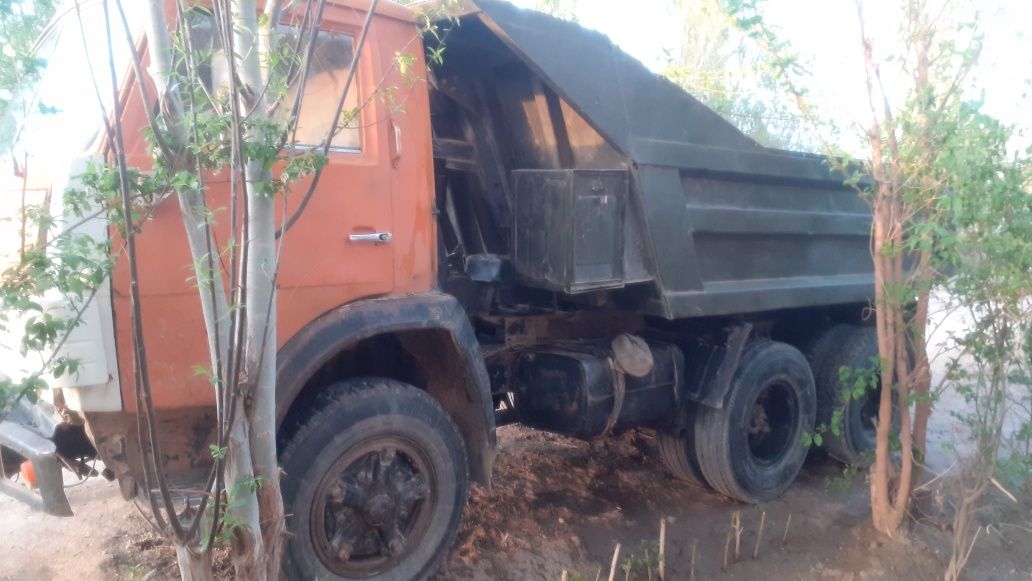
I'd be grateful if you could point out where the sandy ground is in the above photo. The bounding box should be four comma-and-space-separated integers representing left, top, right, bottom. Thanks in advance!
444, 427, 1032, 581
0, 473, 147, 581
1, 423, 1030, 581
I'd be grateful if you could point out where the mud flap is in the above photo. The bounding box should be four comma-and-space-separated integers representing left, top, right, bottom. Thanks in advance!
681, 323, 753, 409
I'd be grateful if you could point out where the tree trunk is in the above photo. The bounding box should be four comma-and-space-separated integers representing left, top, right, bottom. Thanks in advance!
870, 195, 900, 536
141, 0, 183, 123
225, 397, 267, 581
177, 189, 231, 373
243, 181, 285, 579
858, 10, 916, 537
233, 1, 286, 577
175, 544, 215, 581
136, 1, 286, 579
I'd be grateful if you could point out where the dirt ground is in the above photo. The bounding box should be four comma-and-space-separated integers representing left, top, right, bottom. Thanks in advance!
2, 422, 1030, 581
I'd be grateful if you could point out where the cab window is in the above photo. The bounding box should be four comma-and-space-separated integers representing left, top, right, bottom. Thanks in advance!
287, 31, 361, 152
184, 12, 362, 152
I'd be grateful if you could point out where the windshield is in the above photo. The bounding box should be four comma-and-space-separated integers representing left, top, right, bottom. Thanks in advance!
0, 1, 140, 173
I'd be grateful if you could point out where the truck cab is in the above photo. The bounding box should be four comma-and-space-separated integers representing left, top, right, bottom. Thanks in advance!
1, 2, 881, 579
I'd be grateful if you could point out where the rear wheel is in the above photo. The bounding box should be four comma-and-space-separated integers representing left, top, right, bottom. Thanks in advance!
804, 324, 853, 460
693, 341, 816, 503
657, 404, 708, 487
280, 378, 468, 581
811, 326, 884, 465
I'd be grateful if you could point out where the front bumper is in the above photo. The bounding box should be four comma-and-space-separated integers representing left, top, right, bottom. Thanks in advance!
0, 399, 73, 516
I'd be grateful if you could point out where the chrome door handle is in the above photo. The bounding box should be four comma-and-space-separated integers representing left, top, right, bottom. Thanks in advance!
348, 231, 393, 244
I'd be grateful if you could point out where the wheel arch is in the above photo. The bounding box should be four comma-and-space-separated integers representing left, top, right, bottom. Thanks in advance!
276, 292, 496, 485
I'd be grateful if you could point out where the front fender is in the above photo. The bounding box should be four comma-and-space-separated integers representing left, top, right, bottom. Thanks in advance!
275, 292, 496, 484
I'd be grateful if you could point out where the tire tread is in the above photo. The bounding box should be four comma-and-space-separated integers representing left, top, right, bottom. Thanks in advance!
693, 341, 815, 503
279, 378, 468, 581
657, 431, 706, 487
813, 327, 879, 464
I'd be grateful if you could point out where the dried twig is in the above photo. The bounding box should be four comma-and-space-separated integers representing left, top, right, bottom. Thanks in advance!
645, 549, 653, 581
690, 539, 697, 580
595, 566, 602, 581
561, 571, 569, 581
659, 517, 667, 580
608, 544, 621, 581
782, 513, 793, 544
723, 529, 732, 571
990, 477, 1018, 503
731, 511, 743, 562
753, 511, 766, 559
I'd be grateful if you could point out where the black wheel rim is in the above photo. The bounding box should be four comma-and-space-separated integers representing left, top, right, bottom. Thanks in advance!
747, 379, 799, 465
310, 436, 437, 578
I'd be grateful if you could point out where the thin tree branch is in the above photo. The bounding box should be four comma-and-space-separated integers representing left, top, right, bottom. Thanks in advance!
113, 0, 175, 161
103, 0, 186, 542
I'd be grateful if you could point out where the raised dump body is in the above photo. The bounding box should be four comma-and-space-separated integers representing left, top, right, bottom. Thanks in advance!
430, 0, 874, 319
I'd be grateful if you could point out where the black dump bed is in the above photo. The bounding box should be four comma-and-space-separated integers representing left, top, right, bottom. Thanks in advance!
428, 0, 874, 319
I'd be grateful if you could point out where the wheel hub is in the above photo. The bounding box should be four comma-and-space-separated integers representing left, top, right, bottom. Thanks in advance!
746, 381, 797, 465
362, 493, 394, 527
750, 402, 772, 437
311, 439, 435, 577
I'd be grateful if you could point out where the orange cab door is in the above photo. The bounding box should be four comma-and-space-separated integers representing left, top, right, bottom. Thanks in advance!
277, 19, 397, 341
113, 10, 412, 411
380, 15, 437, 295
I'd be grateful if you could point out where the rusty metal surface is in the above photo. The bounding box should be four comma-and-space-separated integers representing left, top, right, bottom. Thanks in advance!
511, 170, 630, 294
83, 408, 217, 504
486, 310, 645, 349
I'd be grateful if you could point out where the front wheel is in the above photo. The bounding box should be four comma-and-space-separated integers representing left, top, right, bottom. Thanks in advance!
693, 341, 816, 503
280, 378, 469, 581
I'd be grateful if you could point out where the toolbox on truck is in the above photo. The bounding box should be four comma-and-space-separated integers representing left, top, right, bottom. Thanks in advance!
512, 170, 628, 294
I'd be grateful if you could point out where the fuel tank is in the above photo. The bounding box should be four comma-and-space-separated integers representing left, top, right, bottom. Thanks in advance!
512, 339, 683, 440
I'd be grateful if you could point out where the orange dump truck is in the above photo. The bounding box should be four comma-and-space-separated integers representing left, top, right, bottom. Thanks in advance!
1, 1, 881, 579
